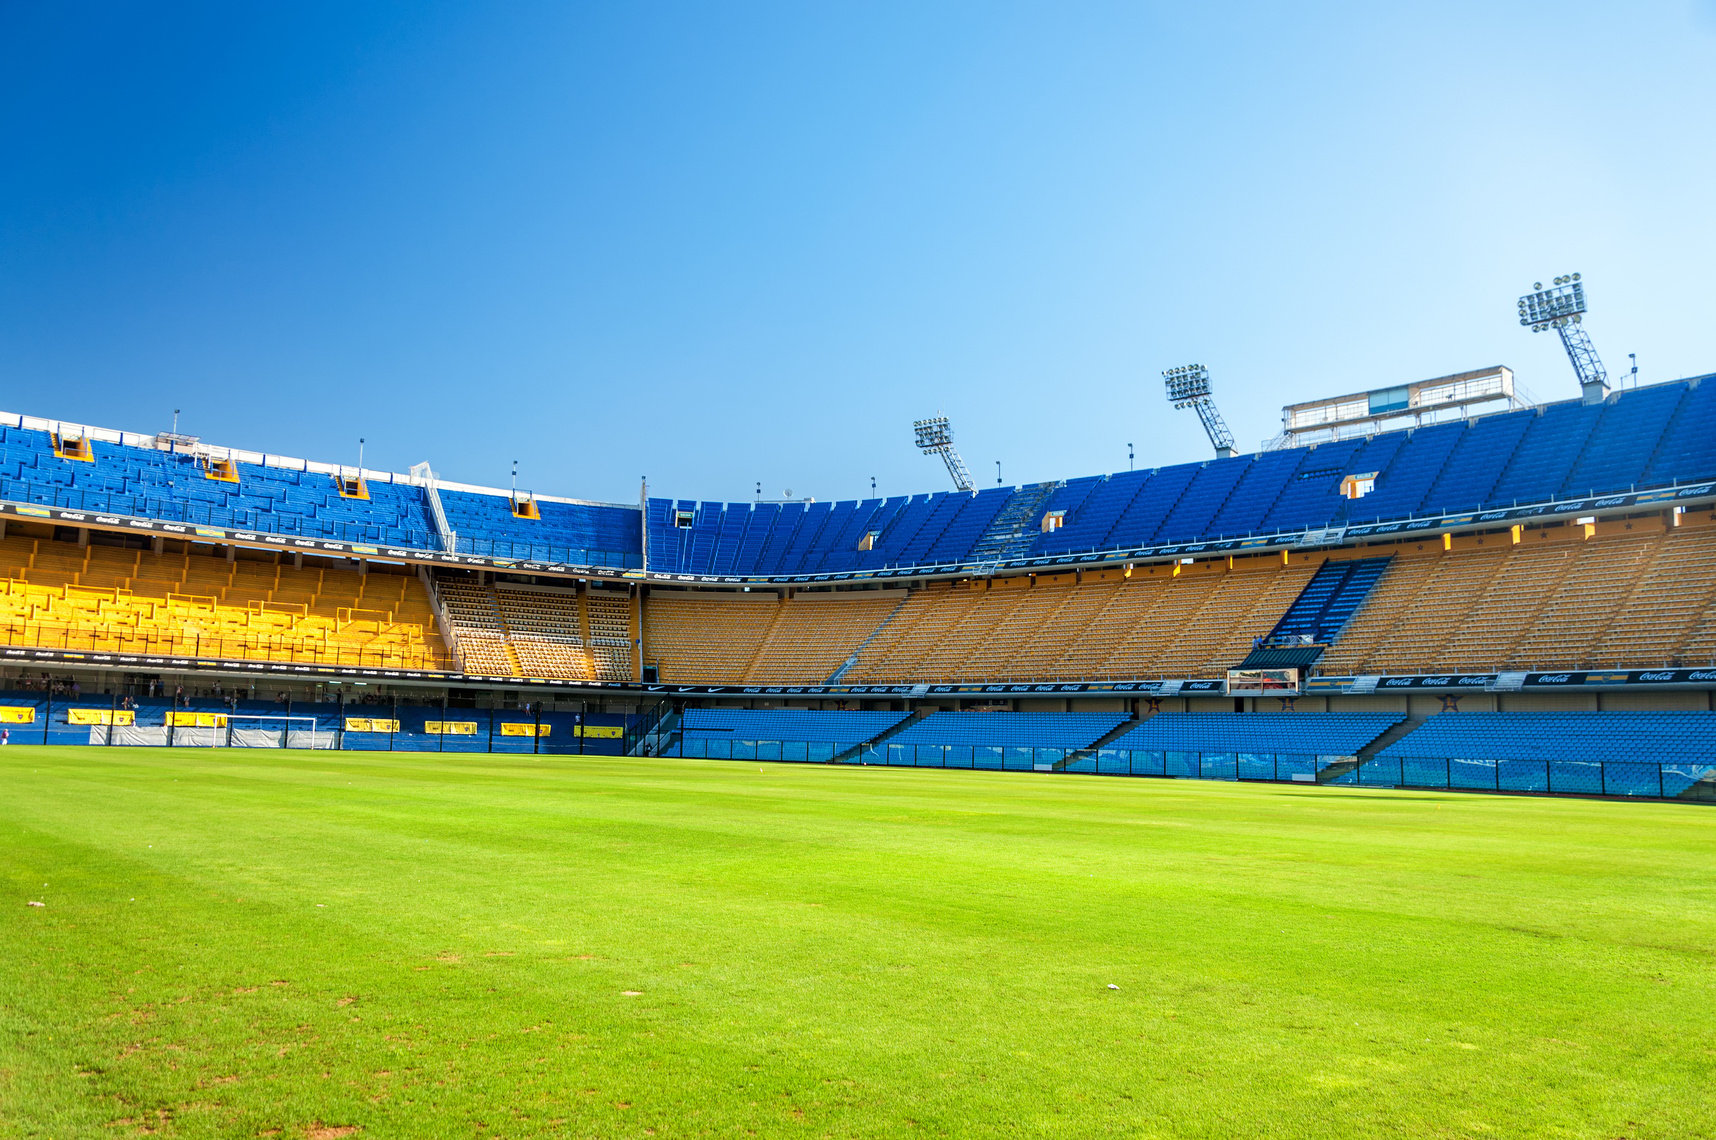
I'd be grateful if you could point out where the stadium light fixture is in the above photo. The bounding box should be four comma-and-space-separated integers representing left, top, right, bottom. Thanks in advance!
913, 415, 976, 493
1162, 364, 1237, 458
1518, 272, 1608, 402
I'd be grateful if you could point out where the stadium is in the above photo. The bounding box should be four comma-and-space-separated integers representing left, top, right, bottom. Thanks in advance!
8, 7, 1716, 1139
4, 316, 1716, 801
11, 317, 1716, 1136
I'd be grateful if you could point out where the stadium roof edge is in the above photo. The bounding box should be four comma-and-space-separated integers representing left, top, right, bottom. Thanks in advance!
0, 408, 639, 512
5, 371, 1712, 517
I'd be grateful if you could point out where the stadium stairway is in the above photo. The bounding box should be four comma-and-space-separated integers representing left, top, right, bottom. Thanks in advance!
1054, 716, 1146, 771
826, 594, 914, 683
630, 706, 681, 756
1345, 717, 1427, 779
1680, 771, 1716, 802
1341, 715, 1428, 783
966, 481, 1061, 564
836, 708, 932, 764
1264, 556, 1392, 648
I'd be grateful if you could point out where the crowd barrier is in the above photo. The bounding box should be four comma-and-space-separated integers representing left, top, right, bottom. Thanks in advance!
0, 694, 635, 756
0, 626, 444, 671
666, 739, 1715, 801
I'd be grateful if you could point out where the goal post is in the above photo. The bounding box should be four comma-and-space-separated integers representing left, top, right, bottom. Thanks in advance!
227, 715, 333, 750
157, 714, 334, 749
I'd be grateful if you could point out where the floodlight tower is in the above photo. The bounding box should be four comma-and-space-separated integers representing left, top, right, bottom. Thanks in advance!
1518, 273, 1608, 403
913, 415, 976, 492
1163, 364, 1237, 459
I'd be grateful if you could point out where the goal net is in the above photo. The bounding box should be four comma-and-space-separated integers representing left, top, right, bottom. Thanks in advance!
96, 715, 335, 749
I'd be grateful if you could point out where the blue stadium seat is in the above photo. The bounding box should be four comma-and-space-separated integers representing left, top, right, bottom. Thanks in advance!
1373, 712, 1716, 797
1106, 712, 1401, 755
888, 711, 1128, 749
7, 375, 1715, 579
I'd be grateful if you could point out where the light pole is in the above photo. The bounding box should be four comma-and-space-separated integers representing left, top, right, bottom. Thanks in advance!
1163, 364, 1236, 458
1519, 273, 1608, 403
912, 416, 976, 492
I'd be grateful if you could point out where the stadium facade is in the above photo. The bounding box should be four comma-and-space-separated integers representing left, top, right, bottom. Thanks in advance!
3, 368, 1715, 801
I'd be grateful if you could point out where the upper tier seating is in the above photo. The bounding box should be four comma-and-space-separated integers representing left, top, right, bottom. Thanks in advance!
6, 374, 1712, 582
1106, 712, 1403, 755
437, 489, 641, 567
0, 426, 440, 547
647, 376, 1716, 576
0, 424, 641, 567
0, 534, 448, 670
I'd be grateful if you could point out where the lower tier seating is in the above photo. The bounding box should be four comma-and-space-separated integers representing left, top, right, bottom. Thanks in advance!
887, 711, 1128, 749
680, 708, 909, 745
0, 534, 448, 670
1363, 711, 1716, 796
1379, 711, 1716, 764
1106, 712, 1402, 755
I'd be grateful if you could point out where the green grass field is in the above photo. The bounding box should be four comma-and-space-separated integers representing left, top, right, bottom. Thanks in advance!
3, 746, 1713, 1139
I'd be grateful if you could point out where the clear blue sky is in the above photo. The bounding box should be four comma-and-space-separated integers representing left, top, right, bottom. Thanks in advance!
2, 2, 1713, 506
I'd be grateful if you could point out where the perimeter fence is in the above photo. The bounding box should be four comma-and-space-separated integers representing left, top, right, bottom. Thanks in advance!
667, 738, 1715, 801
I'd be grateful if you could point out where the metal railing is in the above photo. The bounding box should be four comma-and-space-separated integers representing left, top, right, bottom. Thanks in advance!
665, 738, 1714, 802
0, 480, 642, 569
0, 624, 448, 672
